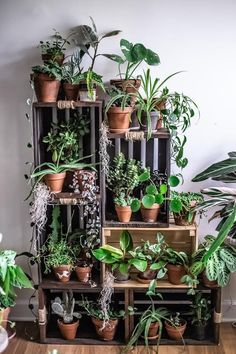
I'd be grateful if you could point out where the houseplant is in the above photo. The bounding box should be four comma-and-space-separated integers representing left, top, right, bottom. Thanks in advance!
170, 191, 204, 226
0, 234, 33, 329
92, 230, 147, 282
73, 17, 121, 100
31, 61, 63, 102
62, 50, 85, 100
107, 153, 150, 222
163, 248, 189, 285
39, 29, 71, 64
189, 291, 211, 340
52, 291, 81, 340
165, 312, 187, 340
124, 280, 169, 353
105, 86, 134, 133
108, 38, 160, 95
80, 295, 125, 341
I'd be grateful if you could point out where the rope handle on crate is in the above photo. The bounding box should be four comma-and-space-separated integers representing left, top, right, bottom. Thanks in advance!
38, 306, 46, 325
58, 198, 77, 205
125, 131, 145, 141
57, 100, 76, 109
214, 310, 222, 324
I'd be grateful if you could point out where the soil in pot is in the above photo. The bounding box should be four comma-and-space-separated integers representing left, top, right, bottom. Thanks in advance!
192, 323, 207, 341
0, 307, 11, 329
63, 83, 80, 101
42, 53, 65, 66
44, 172, 66, 193
173, 212, 196, 226
33, 73, 61, 102
165, 319, 187, 340
53, 265, 72, 282
140, 111, 159, 132
202, 272, 218, 288
115, 205, 132, 223
58, 318, 79, 340
92, 317, 118, 341
113, 268, 130, 282
75, 265, 92, 283
166, 264, 186, 285
141, 203, 160, 223
107, 107, 133, 133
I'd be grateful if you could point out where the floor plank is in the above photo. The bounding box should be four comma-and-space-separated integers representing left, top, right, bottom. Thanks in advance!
3, 322, 236, 354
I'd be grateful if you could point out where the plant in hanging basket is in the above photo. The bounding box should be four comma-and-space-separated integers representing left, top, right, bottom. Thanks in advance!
52, 290, 81, 340
92, 230, 147, 282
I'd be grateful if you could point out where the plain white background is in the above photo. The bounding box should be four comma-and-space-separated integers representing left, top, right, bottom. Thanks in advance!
0, 0, 236, 320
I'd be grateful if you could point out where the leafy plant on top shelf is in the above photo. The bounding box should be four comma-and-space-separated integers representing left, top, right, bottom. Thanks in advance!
107, 39, 160, 81
62, 50, 86, 84
123, 280, 169, 353
32, 61, 63, 80
39, 29, 71, 61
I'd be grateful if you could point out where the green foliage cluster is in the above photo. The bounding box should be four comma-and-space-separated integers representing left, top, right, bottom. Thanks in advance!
32, 61, 63, 80
170, 191, 204, 221
79, 295, 125, 320
39, 29, 70, 56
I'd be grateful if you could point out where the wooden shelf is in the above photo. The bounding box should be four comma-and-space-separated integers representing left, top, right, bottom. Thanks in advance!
107, 128, 170, 140
113, 278, 190, 289
33, 100, 103, 108
102, 222, 197, 231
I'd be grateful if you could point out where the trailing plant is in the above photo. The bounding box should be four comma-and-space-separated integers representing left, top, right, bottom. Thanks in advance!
106, 39, 160, 80
107, 153, 150, 206
99, 122, 112, 175
29, 182, 51, 233
32, 61, 63, 80
92, 230, 147, 275
170, 191, 204, 223
52, 290, 81, 323
39, 29, 71, 57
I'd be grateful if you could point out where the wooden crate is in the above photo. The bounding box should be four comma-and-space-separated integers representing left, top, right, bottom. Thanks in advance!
100, 129, 171, 227
101, 224, 198, 287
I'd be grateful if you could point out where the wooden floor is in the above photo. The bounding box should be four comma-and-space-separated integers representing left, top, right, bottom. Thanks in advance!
3, 322, 236, 354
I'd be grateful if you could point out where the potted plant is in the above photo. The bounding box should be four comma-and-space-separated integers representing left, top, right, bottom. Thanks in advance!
51, 291, 81, 340
73, 17, 121, 101
107, 153, 150, 222
62, 50, 85, 100
39, 29, 71, 65
0, 234, 33, 329
108, 38, 160, 96
124, 280, 169, 353
92, 230, 147, 282
129, 233, 168, 282
163, 248, 189, 285
31, 61, 63, 102
80, 296, 125, 341
170, 191, 204, 226
189, 292, 211, 340
37, 206, 76, 282
165, 312, 187, 340
105, 87, 134, 133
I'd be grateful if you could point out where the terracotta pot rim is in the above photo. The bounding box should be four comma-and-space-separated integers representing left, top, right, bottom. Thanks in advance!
165, 319, 187, 329
58, 318, 79, 326
92, 317, 118, 325
167, 264, 185, 269
34, 73, 60, 81
115, 204, 131, 209
45, 172, 66, 178
141, 203, 160, 210
63, 82, 80, 87
75, 265, 92, 271
53, 264, 72, 269
108, 106, 133, 113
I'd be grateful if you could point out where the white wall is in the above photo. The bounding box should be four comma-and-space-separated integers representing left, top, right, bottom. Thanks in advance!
1, 0, 236, 320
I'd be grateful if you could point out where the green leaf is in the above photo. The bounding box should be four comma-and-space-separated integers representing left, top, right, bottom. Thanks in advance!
142, 194, 155, 208
129, 259, 147, 272
119, 262, 130, 275
168, 175, 180, 187
155, 194, 164, 204
131, 43, 147, 62
138, 170, 150, 182
120, 230, 133, 252
192, 157, 236, 182
145, 49, 160, 65
14, 266, 33, 289
145, 184, 157, 195
102, 54, 124, 64
101, 30, 121, 39
131, 198, 141, 212
170, 198, 182, 213
92, 248, 109, 261
101, 245, 123, 257
160, 184, 167, 194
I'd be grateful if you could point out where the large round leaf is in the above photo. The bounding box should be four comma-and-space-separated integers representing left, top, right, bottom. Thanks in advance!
120, 39, 135, 62
131, 198, 141, 212
155, 194, 164, 204
129, 258, 147, 272
170, 198, 182, 213
145, 49, 160, 65
139, 170, 150, 182
168, 175, 180, 187
131, 44, 147, 62
160, 184, 167, 195
145, 184, 157, 195
142, 194, 155, 208
120, 230, 133, 252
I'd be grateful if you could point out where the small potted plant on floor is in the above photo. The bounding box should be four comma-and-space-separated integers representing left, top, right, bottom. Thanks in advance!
163, 248, 189, 285
0, 234, 33, 329
107, 153, 150, 222
31, 61, 63, 102
165, 312, 187, 340
52, 290, 81, 340
80, 296, 125, 341
39, 29, 71, 65
189, 292, 211, 340
170, 191, 204, 226
92, 230, 147, 282
62, 51, 85, 100
105, 86, 134, 133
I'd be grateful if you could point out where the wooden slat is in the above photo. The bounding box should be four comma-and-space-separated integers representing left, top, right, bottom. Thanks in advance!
113, 279, 190, 289
115, 138, 121, 155
128, 140, 133, 159
153, 138, 158, 171
90, 107, 96, 164
140, 138, 146, 167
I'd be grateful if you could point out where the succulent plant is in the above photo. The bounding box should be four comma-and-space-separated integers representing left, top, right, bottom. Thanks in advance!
51, 290, 81, 324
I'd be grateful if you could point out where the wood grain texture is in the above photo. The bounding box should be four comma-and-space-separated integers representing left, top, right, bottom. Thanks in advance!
4, 322, 236, 354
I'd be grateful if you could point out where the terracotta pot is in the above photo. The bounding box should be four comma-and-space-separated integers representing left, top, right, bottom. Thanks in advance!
166, 264, 186, 285
139, 266, 157, 280
115, 205, 132, 223
148, 321, 159, 338
165, 319, 187, 340
173, 212, 196, 226
0, 307, 11, 329
75, 266, 91, 283
141, 203, 160, 223
202, 272, 218, 288
140, 111, 159, 132
53, 265, 72, 282
44, 172, 66, 193
113, 268, 130, 282
91, 317, 118, 341
73, 170, 97, 192
110, 79, 141, 96
42, 53, 65, 66
63, 83, 80, 101
107, 107, 133, 133
33, 73, 61, 102
58, 318, 79, 340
